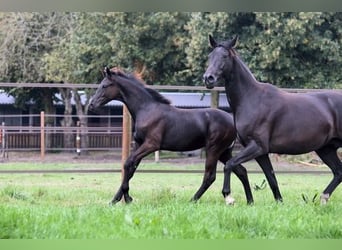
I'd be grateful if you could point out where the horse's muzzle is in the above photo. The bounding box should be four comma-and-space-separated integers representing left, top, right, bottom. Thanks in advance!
203, 74, 216, 89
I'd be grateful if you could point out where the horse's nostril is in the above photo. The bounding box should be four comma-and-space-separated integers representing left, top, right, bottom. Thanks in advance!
203, 75, 215, 84
207, 75, 215, 83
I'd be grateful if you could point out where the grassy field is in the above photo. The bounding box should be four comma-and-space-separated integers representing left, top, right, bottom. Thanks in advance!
0, 161, 341, 239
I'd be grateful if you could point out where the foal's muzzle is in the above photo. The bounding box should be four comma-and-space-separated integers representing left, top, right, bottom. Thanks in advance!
88, 100, 101, 113
88, 102, 96, 112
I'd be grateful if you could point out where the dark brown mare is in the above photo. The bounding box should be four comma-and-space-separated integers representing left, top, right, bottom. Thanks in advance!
89, 67, 253, 205
203, 35, 342, 204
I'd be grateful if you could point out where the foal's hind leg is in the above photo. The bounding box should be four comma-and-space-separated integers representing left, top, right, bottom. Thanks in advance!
315, 146, 342, 204
191, 152, 218, 201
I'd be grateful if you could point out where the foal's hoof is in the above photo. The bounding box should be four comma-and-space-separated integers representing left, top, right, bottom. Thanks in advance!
225, 195, 235, 205
109, 198, 121, 206
247, 200, 254, 206
124, 196, 133, 204
320, 193, 330, 205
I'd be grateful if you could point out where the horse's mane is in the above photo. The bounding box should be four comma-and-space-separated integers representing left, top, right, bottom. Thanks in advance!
218, 42, 237, 57
110, 67, 171, 105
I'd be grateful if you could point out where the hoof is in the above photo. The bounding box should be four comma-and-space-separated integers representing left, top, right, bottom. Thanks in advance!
225, 195, 235, 205
124, 196, 133, 204
320, 193, 329, 205
190, 197, 198, 203
109, 198, 121, 206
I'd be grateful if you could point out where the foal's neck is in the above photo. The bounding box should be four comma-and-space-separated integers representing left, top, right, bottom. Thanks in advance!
118, 79, 154, 121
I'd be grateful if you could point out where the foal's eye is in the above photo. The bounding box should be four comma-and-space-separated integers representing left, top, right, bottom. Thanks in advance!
102, 83, 111, 89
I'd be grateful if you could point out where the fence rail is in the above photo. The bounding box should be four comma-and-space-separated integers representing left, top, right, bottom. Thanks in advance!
0, 113, 124, 159
3, 128, 123, 150
2, 82, 341, 92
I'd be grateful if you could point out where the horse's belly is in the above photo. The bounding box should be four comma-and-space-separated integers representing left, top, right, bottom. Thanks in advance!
269, 135, 328, 154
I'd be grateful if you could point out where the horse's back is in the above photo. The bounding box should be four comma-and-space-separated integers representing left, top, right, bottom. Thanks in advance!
267, 90, 342, 153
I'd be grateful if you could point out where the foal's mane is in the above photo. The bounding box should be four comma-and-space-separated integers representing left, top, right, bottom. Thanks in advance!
145, 88, 172, 105
110, 68, 171, 105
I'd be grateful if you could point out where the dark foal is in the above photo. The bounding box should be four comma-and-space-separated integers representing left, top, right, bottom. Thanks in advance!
89, 67, 253, 205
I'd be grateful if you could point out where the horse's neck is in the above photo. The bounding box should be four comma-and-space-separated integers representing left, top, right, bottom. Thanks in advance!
225, 56, 260, 111
119, 82, 152, 120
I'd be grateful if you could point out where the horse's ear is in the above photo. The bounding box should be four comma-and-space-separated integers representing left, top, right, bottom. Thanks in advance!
231, 35, 238, 48
209, 34, 217, 48
104, 66, 111, 77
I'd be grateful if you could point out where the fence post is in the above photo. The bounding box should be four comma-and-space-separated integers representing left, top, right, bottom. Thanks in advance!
155, 150, 160, 163
210, 90, 219, 109
1, 122, 5, 159
40, 111, 45, 160
76, 121, 81, 156
121, 105, 132, 177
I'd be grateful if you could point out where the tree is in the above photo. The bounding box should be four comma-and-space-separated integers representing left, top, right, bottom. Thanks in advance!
0, 12, 74, 150
104, 12, 190, 85
0, 12, 73, 111
42, 12, 114, 153
185, 12, 342, 89
245, 12, 342, 88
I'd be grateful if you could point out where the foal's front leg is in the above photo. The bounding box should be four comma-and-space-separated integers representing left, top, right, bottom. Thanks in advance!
111, 141, 158, 205
111, 154, 137, 204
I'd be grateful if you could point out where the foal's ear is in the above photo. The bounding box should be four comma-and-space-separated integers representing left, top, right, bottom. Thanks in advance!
230, 35, 238, 48
209, 34, 217, 48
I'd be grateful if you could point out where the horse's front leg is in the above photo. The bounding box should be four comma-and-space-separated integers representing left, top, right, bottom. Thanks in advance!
222, 163, 235, 205
223, 140, 264, 205
111, 141, 158, 205
232, 164, 254, 205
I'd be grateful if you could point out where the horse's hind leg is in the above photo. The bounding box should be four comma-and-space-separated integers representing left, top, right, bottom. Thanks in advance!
315, 145, 342, 204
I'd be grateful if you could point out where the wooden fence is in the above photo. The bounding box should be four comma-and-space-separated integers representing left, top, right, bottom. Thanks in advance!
1, 82, 341, 162
0, 113, 123, 159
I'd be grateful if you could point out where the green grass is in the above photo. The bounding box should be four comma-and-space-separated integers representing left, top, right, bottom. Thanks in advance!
0, 170, 341, 239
